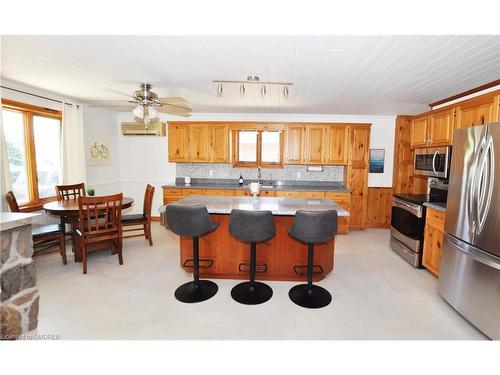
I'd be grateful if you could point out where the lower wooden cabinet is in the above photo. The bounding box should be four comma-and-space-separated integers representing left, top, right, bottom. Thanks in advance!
422, 207, 446, 277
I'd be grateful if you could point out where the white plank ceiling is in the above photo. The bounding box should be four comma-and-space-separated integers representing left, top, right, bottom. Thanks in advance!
1, 35, 499, 115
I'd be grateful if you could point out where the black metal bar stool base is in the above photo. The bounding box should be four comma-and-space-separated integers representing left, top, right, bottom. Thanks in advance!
231, 281, 273, 305
289, 284, 332, 309
174, 280, 218, 303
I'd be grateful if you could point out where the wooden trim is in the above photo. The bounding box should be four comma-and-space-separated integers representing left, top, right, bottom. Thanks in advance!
2, 99, 61, 206
2, 99, 62, 118
429, 79, 500, 108
151, 216, 160, 222
232, 128, 285, 168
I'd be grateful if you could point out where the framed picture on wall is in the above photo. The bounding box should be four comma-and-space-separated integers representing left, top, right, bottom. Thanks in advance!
369, 149, 385, 173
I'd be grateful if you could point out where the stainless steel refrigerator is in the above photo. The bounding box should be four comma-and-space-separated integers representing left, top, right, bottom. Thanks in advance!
438, 122, 500, 339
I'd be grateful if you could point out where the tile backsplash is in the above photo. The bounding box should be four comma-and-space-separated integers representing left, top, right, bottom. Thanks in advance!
176, 164, 344, 182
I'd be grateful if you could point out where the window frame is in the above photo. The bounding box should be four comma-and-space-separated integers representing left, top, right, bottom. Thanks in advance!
2, 99, 62, 211
231, 125, 285, 168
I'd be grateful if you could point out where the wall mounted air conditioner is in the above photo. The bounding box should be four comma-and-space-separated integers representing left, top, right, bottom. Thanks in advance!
120, 122, 166, 136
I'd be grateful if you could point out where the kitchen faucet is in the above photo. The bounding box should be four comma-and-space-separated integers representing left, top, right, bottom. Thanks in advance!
257, 166, 262, 185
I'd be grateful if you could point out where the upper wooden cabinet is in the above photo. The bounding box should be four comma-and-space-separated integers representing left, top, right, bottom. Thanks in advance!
189, 123, 210, 162
305, 125, 327, 164
428, 108, 455, 147
325, 125, 350, 165
168, 123, 190, 162
168, 122, 230, 163
210, 124, 229, 163
456, 94, 498, 128
410, 115, 429, 148
284, 124, 305, 164
411, 109, 455, 148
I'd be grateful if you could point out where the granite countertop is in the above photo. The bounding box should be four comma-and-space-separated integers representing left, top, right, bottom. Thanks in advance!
423, 202, 447, 212
162, 179, 351, 193
159, 196, 350, 216
0, 212, 41, 231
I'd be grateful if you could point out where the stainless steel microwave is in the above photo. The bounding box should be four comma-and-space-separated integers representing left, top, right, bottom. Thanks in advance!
414, 146, 451, 179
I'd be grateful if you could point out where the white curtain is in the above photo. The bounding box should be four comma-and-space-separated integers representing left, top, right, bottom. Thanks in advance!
60, 102, 86, 185
0, 108, 13, 211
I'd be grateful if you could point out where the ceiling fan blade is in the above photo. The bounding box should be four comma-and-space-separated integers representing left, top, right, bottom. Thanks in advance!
158, 97, 189, 104
86, 100, 136, 107
157, 105, 192, 114
158, 102, 191, 111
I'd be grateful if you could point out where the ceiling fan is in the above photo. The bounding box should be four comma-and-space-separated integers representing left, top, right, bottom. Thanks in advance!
89, 83, 192, 126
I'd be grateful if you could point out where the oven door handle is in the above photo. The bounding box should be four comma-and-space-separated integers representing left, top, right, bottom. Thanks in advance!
432, 150, 438, 175
392, 198, 422, 217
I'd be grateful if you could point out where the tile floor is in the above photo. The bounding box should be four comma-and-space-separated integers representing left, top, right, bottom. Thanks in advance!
34, 223, 487, 340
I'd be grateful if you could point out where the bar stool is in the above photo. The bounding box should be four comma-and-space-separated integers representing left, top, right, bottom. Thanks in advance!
288, 209, 338, 309
229, 209, 276, 305
166, 205, 219, 303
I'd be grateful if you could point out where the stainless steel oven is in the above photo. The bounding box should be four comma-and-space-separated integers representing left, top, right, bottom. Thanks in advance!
414, 146, 451, 178
390, 197, 425, 267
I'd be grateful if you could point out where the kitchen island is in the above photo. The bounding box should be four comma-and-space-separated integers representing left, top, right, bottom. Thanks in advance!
160, 196, 349, 282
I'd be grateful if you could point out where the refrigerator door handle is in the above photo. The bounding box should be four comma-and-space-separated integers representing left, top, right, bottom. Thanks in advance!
446, 234, 500, 271
477, 135, 495, 235
432, 150, 438, 175
468, 144, 482, 238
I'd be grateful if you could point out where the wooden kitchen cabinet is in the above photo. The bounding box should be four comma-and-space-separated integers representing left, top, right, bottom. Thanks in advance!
347, 125, 370, 229
423, 207, 446, 277
189, 123, 210, 162
168, 123, 190, 162
285, 124, 305, 164
324, 191, 351, 234
210, 124, 230, 163
410, 115, 429, 149
428, 108, 455, 146
325, 125, 350, 165
456, 94, 497, 129
275, 190, 301, 198
305, 125, 327, 164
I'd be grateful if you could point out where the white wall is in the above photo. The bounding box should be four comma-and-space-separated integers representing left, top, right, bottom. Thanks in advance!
118, 113, 176, 215
82, 106, 121, 195
116, 112, 396, 215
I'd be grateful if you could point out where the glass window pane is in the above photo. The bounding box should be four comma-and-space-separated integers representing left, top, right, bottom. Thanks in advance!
33, 116, 61, 198
2, 110, 29, 203
261, 131, 281, 163
238, 131, 257, 163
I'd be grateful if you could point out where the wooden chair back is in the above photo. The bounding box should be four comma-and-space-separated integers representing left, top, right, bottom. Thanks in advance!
143, 184, 155, 218
78, 193, 123, 240
6, 191, 21, 213
56, 183, 86, 201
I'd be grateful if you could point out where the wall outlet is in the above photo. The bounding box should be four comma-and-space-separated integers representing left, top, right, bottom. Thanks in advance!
296, 172, 301, 178
209, 170, 214, 177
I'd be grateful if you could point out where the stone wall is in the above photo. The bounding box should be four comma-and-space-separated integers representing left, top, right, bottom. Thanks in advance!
1, 224, 40, 340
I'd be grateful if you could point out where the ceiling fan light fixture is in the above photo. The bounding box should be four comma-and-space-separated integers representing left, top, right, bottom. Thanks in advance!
148, 106, 158, 120
217, 82, 223, 96
261, 84, 267, 96
132, 104, 144, 118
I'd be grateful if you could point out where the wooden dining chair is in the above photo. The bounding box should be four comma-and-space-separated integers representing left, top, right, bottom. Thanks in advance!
76, 193, 124, 274
121, 184, 155, 246
55, 183, 86, 201
6, 191, 67, 265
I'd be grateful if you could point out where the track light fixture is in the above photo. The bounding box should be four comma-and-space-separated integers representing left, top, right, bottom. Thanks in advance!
213, 76, 293, 98
282, 84, 289, 98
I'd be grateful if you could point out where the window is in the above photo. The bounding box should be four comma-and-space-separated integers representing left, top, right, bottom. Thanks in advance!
2, 100, 62, 208
234, 129, 283, 167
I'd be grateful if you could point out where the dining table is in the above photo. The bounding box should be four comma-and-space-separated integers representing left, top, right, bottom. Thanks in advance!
43, 197, 134, 262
